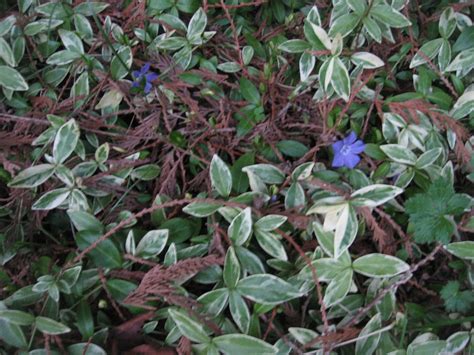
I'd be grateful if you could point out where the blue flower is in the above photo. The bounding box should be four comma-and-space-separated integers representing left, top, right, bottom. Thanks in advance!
332, 132, 365, 169
132, 63, 158, 94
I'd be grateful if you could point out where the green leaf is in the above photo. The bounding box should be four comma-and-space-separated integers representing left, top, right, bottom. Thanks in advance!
333, 204, 358, 259
370, 5, 411, 28
380, 144, 417, 165
183, 202, 222, 217
237, 274, 301, 305
410, 39, 444, 68
254, 215, 287, 231
288, 327, 319, 346
355, 313, 382, 355
351, 184, 404, 207
135, 229, 168, 259
74, 2, 109, 16
450, 90, 474, 119
445, 331, 470, 353
415, 148, 442, 169
0, 15, 16, 37
217, 61, 241, 73
446, 48, 474, 72
58, 29, 84, 53
47, 50, 82, 65
228, 208, 253, 246
53, 119, 80, 164
255, 229, 287, 261
351, 52, 384, 69
0, 320, 28, 348
324, 269, 353, 306
0, 310, 35, 325
0, 65, 28, 91
67, 343, 107, 355
329, 13, 359, 38
36, 316, 71, 335
363, 17, 382, 43
453, 27, 474, 52
224, 247, 241, 288
299, 51, 316, 82
239, 77, 260, 105
231, 152, 254, 193
131, 164, 161, 181
353, 254, 409, 278
110, 46, 132, 80
276, 140, 309, 158
285, 182, 305, 210
197, 288, 229, 316
0, 38, 16, 67
67, 210, 103, 232
445, 241, 474, 261
299, 254, 351, 281
75, 230, 122, 269
32, 188, 71, 210
213, 334, 277, 354
331, 57, 350, 101
210, 155, 233, 198
76, 300, 94, 339
278, 39, 310, 53
229, 291, 250, 334
168, 308, 210, 343
187, 7, 207, 40
157, 37, 188, 50
242, 164, 285, 184
304, 21, 331, 50
346, 0, 367, 15
439, 7, 456, 39
8, 164, 55, 188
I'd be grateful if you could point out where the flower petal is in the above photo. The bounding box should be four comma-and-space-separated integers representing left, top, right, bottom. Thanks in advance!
349, 141, 365, 154
332, 140, 344, 154
132, 70, 141, 79
343, 131, 357, 145
332, 153, 345, 168
144, 81, 152, 94
131, 81, 140, 88
146, 72, 158, 82
343, 153, 361, 169
141, 62, 151, 74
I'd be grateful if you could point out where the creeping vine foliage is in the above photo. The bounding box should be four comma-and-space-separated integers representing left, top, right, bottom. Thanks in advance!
0, 0, 473, 354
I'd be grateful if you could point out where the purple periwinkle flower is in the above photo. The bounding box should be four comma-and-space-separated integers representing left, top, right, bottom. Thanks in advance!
332, 132, 365, 169
132, 62, 158, 94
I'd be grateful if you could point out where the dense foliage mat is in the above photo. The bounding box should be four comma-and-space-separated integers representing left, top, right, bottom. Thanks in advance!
0, 0, 473, 353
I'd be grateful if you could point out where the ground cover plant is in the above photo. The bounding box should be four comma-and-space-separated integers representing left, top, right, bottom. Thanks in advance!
0, 0, 473, 353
